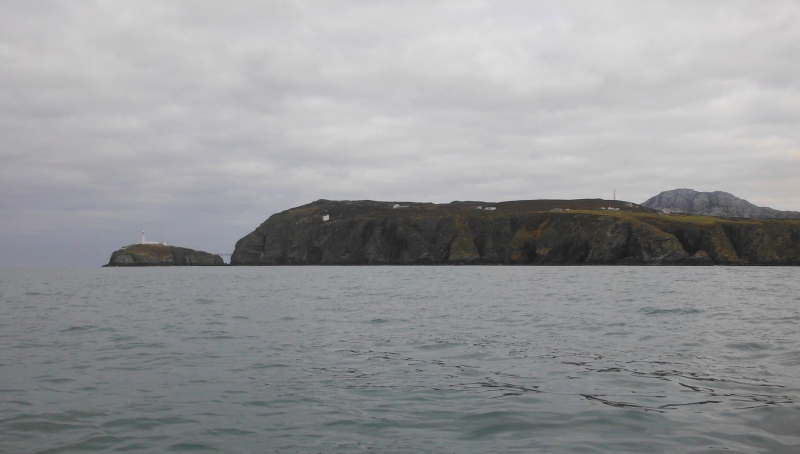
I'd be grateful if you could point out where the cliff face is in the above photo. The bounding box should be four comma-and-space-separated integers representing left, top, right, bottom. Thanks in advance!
231, 200, 800, 265
642, 188, 800, 219
106, 244, 224, 267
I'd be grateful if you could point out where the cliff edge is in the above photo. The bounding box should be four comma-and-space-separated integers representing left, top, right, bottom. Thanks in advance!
231, 199, 800, 265
106, 244, 224, 266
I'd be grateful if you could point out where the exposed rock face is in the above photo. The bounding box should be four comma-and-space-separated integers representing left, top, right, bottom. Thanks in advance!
642, 189, 800, 219
231, 200, 800, 265
106, 244, 224, 266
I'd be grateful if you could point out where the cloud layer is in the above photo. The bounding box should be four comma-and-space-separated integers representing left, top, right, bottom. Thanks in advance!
2, 1, 799, 265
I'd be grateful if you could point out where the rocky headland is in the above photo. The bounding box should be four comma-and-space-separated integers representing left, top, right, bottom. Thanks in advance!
643, 188, 800, 219
231, 199, 800, 266
106, 244, 224, 267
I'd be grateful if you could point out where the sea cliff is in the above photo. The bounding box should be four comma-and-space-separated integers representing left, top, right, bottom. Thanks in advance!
231, 199, 800, 265
106, 244, 224, 266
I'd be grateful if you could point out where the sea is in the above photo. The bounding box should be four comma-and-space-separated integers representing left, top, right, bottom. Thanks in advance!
1, 266, 799, 453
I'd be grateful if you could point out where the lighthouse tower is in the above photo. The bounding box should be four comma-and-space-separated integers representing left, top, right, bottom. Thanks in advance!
138, 231, 166, 246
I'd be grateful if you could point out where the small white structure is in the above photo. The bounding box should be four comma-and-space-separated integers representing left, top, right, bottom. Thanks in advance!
484, 207, 496, 211
140, 231, 168, 246
661, 208, 672, 214
475, 206, 482, 209
624, 202, 633, 208
392, 204, 409, 209
322, 215, 330, 221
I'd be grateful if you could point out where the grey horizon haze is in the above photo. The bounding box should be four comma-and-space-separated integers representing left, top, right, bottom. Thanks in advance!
1, 1, 799, 267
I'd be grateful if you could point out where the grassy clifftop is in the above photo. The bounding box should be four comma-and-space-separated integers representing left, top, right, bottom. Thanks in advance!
231, 199, 800, 265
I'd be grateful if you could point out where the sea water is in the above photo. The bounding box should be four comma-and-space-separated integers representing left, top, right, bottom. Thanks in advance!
1, 266, 799, 453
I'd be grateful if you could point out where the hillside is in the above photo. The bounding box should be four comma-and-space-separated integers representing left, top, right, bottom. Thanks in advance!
642, 189, 800, 219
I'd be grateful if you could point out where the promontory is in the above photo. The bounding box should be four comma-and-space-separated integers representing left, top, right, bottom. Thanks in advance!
231, 199, 800, 266
106, 244, 224, 266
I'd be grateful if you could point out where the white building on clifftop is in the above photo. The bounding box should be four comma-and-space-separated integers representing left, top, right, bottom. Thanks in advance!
140, 231, 168, 246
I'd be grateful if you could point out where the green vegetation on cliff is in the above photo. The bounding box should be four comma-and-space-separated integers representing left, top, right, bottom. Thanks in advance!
230, 199, 800, 266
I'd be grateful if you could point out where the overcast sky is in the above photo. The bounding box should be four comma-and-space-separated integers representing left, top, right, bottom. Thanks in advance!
2, 1, 799, 266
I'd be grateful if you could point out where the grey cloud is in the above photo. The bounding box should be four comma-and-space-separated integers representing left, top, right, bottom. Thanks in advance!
1, 0, 799, 266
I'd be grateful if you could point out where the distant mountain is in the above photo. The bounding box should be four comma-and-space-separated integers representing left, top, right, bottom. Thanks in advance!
642, 189, 800, 219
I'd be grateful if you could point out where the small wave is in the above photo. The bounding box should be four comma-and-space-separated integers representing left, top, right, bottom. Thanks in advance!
101, 416, 196, 430
365, 318, 389, 324
726, 342, 771, 351
39, 377, 74, 384
5, 400, 33, 406
242, 400, 269, 407
205, 428, 256, 436
458, 411, 545, 440
182, 331, 235, 340
639, 307, 702, 315
418, 342, 459, 350
5, 420, 85, 433
581, 394, 643, 409
250, 363, 288, 369
776, 351, 800, 366
59, 325, 96, 333
168, 442, 219, 451
116, 341, 167, 350
51, 435, 123, 451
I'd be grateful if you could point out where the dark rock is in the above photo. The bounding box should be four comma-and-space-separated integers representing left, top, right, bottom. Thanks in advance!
683, 251, 714, 266
105, 244, 224, 267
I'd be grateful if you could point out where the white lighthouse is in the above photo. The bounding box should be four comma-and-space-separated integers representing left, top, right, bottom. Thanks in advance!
139, 231, 168, 246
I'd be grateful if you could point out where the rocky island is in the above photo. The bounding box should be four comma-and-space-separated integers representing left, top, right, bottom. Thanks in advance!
231, 199, 800, 266
106, 244, 224, 267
